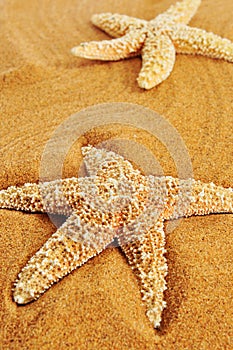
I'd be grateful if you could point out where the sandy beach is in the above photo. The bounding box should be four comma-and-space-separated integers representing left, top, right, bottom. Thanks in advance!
0, 0, 233, 349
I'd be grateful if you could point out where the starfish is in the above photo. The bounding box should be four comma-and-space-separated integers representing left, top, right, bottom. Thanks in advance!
71, 0, 233, 89
0, 145, 232, 328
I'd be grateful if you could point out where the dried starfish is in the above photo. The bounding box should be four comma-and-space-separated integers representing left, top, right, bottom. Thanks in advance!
71, 0, 233, 89
0, 145, 232, 328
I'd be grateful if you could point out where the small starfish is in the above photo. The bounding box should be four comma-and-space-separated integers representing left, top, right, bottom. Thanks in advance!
71, 0, 233, 89
0, 145, 232, 328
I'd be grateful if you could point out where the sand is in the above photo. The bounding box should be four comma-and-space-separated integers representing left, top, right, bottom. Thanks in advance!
0, 0, 233, 349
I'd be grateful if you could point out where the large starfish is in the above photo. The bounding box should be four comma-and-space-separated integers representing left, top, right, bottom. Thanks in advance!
71, 0, 233, 89
0, 145, 232, 327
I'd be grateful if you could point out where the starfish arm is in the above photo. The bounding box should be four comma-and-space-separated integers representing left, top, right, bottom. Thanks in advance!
0, 177, 95, 216
82, 144, 126, 176
13, 212, 116, 304
183, 180, 233, 217
153, 0, 201, 26
82, 144, 137, 178
137, 34, 176, 89
91, 13, 147, 38
171, 24, 233, 62
162, 177, 233, 220
71, 29, 145, 61
118, 218, 167, 328
0, 182, 53, 213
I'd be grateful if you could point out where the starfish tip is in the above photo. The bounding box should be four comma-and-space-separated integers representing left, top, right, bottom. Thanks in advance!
70, 46, 79, 56
81, 144, 95, 157
137, 76, 153, 90
91, 12, 112, 25
91, 13, 99, 24
13, 289, 34, 305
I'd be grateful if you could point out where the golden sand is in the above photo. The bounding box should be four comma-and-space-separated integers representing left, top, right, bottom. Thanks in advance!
0, 1, 233, 349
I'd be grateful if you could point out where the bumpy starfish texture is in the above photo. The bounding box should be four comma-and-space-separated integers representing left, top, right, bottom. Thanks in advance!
71, 0, 233, 89
0, 146, 232, 328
